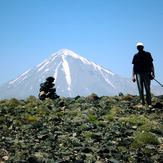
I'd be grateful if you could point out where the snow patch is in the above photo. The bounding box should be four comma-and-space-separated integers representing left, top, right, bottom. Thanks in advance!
54, 62, 62, 83
79, 56, 90, 64
36, 60, 47, 68
51, 55, 58, 61
67, 87, 71, 91
85, 88, 91, 93
91, 61, 114, 76
102, 68, 114, 76
63, 49, 91, 65
62, 55, 71, 87
100, 70, 115, 88
37, 61, 49, 72
21, 76, 28, 81
63, 49, 79, 59
9, 69, 31, 85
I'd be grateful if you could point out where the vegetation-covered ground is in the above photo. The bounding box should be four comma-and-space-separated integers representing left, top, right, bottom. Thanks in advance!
0, 94, 163, 163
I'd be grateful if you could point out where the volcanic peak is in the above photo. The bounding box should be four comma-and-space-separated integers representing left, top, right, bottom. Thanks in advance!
52, 49, 79, 59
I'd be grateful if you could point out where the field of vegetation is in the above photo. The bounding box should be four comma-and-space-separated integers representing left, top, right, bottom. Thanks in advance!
0, 94, 162, 162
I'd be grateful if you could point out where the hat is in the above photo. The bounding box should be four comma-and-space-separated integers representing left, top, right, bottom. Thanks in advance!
137, 42, 144, 47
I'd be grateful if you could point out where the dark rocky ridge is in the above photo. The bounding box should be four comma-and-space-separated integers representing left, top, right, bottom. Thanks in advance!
0, 94, 163, 162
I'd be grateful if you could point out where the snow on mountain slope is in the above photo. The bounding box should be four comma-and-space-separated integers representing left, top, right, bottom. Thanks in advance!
0, 49, 162, 100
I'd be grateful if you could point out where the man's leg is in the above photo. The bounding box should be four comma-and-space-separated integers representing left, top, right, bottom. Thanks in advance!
144, 73, 151, 105
136, 73, 145, 105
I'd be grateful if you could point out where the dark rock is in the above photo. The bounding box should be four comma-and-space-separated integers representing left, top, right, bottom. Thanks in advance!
28, 155, 39, 163
98, 148, 110, 154
38, 76, 59, 100
154, 102, 163, 108
82, 148, 93, 153
91, 134, 101, 142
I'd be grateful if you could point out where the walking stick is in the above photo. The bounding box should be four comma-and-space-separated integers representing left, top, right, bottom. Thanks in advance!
154, 78, 163, 87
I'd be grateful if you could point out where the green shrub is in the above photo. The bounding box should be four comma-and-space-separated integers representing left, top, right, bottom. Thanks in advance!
88, 115, 97, 121
7, 98, 20, 107
75, 96, 86, 103
103, 115, 114, 121
121, 94, 133, 101
103, 105, 120, 121
138, 121, 163, 134
26, 96, 37, 102
131, 132, 160, 148
67, 111, 78, 116
119, 114, 149, 125
87, 93, 100, 101
91, 120, 107, 127
83, 131, 92, 138
147, 113, 158, 120
26, 115, 39, 124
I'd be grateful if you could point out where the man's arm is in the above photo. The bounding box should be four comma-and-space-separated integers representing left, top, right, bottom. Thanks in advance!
132, 67, 136, 82
151, 63, 155, 79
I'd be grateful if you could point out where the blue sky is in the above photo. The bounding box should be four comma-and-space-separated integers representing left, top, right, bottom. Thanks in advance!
0, 0, 163, 86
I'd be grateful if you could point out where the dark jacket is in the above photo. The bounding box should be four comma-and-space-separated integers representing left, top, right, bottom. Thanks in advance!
132, 51, 153, 73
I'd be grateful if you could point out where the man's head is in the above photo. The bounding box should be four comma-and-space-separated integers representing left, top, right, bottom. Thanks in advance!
137, 42, 144, 52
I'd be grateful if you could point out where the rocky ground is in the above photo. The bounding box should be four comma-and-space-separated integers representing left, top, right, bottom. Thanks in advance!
0, 94, 163, 163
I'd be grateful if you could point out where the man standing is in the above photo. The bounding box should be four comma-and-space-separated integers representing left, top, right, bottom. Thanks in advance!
132, 43, 155, 108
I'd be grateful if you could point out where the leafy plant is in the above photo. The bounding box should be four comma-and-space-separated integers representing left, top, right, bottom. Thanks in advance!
131, 132, 160, 148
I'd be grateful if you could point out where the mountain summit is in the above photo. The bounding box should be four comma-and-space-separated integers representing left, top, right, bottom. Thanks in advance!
0, 49, 162, 100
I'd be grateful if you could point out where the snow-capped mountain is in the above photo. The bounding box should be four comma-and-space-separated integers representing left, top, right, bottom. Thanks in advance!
0, 49, 162, 100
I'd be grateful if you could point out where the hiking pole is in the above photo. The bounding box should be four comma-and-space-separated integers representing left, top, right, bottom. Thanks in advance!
154, 78, 163, 87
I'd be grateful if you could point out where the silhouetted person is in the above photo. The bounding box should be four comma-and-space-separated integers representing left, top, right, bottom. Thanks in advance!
132, 43, 155, 108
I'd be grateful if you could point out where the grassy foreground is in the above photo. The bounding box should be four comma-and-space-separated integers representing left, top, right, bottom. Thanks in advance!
0, 94, 163, 163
